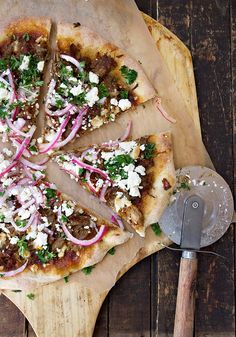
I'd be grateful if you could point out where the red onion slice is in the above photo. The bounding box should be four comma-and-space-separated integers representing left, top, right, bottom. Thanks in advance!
20, 158, 46, 171
0, 161, 17, 179
85, 171, 97, 194
11, 213, 36, 232
61, 54, 83, 72
46, 103, 74, 117
13, 139, 31, 158
119, 121, 132, 141
99, 180, 110, 202
7, 119, 36, 138
13, 137, 31, 161
72, 156, 111, 181
62, 222, 107, 247
154, 98, 177, 124
39, 114, 71, 154
0, 261, 28, 278
55, 107, 87, 148
111, 213, 125, 230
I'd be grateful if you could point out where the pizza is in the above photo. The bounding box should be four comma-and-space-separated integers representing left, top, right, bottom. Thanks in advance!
54, 132, 176, 237
40, 23, 155, 153
0, 18, 51, 141
0, 149, 131, 282
0, 18, 175, 282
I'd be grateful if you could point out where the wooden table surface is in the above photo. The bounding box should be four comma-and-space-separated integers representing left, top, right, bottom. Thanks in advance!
0, 1, 235, 336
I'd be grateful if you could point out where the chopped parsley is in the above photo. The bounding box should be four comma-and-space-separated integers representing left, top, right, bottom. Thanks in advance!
55, 99, 65, 109
59, 63, 73, 80
78, 168, 84, 175
37, 249, 56, 263
120, 90, 129, 99
16, 219, 27, 228
72, 92, 86, 106
59, 156, 66, 162
27, 293, 35, 300
151, 223, 162, 236
17, 237, 28, 258
0, 107, 10, 119
45, 188, 57, 200
0, 214, 5, 222
144, 143, 156, 159
104, 154, 134, 180
98, 83, 109, 98
29, 145, 38, 153
179, 182, 191, 190
61, 214, 69, 223
82, 266, 94, 275
9, 101, 24, 110
64, 275, 69, 283
108, 247, 116, 255
120, 65, 137, 85
23, 33, 30, 41
0, 192, 5, 197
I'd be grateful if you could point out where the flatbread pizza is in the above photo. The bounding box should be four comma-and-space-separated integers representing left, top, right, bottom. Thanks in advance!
54, 132, 176, 237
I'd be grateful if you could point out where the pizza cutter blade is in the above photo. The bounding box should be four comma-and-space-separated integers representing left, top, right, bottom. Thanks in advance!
158, 166, 234, 337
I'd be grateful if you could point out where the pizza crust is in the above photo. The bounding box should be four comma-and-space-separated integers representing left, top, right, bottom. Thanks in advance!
0, 17, 51, 44
56, 23, 156, 104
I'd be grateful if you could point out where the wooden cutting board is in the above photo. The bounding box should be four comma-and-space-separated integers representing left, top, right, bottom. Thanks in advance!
1, 14, 201, 337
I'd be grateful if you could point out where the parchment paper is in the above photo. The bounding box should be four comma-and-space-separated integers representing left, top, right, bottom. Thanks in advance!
0, 0, 212, 291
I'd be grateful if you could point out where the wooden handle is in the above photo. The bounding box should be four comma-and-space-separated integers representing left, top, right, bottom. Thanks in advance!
173, 251, 198, 337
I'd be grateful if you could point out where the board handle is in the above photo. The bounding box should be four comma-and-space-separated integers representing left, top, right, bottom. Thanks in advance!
173, 251, 198, 337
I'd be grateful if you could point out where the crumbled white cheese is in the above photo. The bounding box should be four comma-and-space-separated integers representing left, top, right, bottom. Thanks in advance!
114, 193, 132, 212
19, 187, 32, 202
66, 66, 73, 72
110, 98, 118, 106
89, 71, 99, 84
0, 123, 8, 133
33, 232, 48, 248
10, 236, 19, 245
119, 141, 137, 154
18, 208, 31, 220
70, 84, 83, 96
91, 116, 103, 129
95, 179, 104, 191
19, 55, 30, 71
118, 99, 131, 111
37, 61, 45, 72
62, 201, 74, 217
2, 148, 13, 156
26, 230, 37, 240
140, 144, 145, 151
115, 163, 143, 197
2, 177, 13, 187
0, 223, 10, 234
0, 88, 10, 102
135, 165, 146, 176
0, 159, 10, 172
37, 137, 43, 144
45, 130, 56, 142
85, 87, 99, 107
29, 204, 37, 214
101, 151, 114, 161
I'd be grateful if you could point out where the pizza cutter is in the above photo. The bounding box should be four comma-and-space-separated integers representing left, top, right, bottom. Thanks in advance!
159, 166, 234, 337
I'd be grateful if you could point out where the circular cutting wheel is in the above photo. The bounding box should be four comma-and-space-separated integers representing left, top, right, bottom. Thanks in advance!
159, 166, 234, 248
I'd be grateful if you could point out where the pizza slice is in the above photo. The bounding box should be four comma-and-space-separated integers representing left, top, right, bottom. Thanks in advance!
54, 132, 176, 237
0, 18, 51, 142
40, 23, 155, 153
0, 150, 131, 283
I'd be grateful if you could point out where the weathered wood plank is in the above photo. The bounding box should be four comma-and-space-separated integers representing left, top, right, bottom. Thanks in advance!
0, 294, 26, 337
190, 0, 235, 336
108, 258, 151, 337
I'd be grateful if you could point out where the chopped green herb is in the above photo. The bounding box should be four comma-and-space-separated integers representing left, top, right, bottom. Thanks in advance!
120, 90, 129, 99
72, 92, 86, 106
23, 33, 30, 41
27, 293, 35, 300
151, 223, 162, 236
12, 290, 22, 293
0, 107, 10, 119
0, 214, 5, 222
144, 143, 156, 159
98, 83, 109, 98
37, 249, 56, 263
104, 154, 134, 180
61, 214, 69, 223
0, 192, 5, 196
78, 168, 84, 175
9, 101, 24, 110
0, 59, 8, 71
64, 276, 69, 283
82, 266, 94, 275
45, 188, 57, 200
179, 182, 190, 190
9, 56, 21, 71
35, 80, 44, 86
32, 173, 37, 181
108, 247, 116, 255
16, 219, 27, 228
55, 99, 65, 109
120, 65, 137, 85
81, 178, 87, 183
29, 145, 38, 153
59, 63, 73, 80
0, 274, 4, 278
17, 237, 28, 258
59, 156, 66, 162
